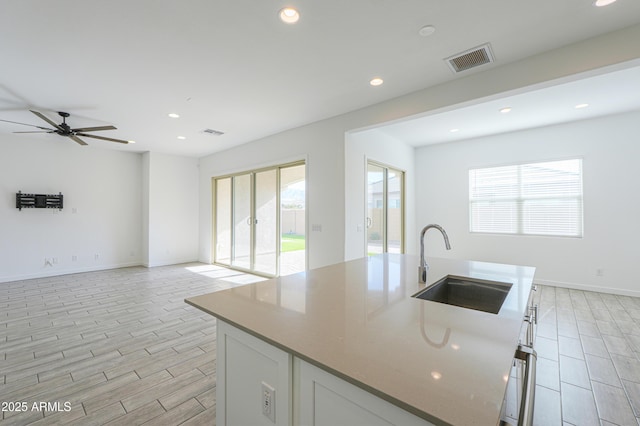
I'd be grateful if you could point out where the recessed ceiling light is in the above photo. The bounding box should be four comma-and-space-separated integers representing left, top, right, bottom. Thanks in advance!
450, 128, 460, 133
369, 77, 384, 86
168, 113, 180, 118
279, 7, 300, 24
418, 25, 436, 37
575, 103, 589, 109
594, 0, 617, 6
500, 107, 512, 114
177, 136, 186, 140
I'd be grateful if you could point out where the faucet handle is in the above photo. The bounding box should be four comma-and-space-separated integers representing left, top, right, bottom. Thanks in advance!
418, 266, 427, 283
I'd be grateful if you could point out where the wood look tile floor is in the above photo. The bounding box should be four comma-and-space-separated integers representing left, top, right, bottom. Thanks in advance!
2, 264, 640, 425
531, 285, 640, 426
0, 264, 262, 425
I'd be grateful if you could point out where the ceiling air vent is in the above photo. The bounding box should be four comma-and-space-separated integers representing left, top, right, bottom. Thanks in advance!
203, 128, 225, 136
445, 43, 494, 73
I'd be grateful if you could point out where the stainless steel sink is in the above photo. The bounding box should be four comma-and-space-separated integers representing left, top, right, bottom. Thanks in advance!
412, 275, 512, 314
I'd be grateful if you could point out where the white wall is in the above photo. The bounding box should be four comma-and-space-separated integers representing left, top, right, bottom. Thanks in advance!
198, 23, 640, 276
344, 130, 416, 260
3, 24, 636, 286
0, 136, 143, 282
144, 152, 199, 267
414, 110, 640, 296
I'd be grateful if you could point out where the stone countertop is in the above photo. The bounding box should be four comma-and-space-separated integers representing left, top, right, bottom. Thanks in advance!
185, 254, 536, 426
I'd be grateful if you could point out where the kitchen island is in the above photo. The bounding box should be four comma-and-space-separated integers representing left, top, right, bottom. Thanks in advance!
185, 254, 536, 426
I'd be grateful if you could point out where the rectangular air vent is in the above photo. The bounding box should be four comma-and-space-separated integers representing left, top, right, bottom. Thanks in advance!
203, 128, 225, 136
445, 43, 494, 73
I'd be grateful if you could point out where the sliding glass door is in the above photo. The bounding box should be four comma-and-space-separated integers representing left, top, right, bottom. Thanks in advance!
280, 164, 306, 276
367, 161, 404, 256
254, 169, 277, 275
386, 167, 404, 254
232, 173, 252, 270
213, 162, 305, 277
215, 178, 231, 265
367, 163, 385, 255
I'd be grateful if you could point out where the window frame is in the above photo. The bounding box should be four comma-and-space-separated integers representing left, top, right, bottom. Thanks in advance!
366, 160, 406, 255
468, 158, 584, 238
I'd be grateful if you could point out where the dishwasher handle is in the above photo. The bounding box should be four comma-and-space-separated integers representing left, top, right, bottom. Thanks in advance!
515, 344, 537, 426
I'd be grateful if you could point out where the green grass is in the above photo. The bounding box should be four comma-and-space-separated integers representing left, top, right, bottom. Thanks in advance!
281, 234, 305, 252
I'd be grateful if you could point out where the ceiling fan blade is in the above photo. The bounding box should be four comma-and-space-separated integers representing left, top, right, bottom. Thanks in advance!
76, 133, 130, 144
69, 135, 88, 146
0, 118, 52, 130
30, 110, 64, 131
13, 130, 55, 133
72, 125, 117, 132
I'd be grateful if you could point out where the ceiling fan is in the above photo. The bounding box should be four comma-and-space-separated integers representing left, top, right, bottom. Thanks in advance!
0, 110, 130, 146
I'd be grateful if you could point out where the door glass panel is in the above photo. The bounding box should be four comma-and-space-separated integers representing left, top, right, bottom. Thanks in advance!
387, 168, 403, 254
254, 169, 277, 275
232, 173, 251, 269
280, 164, 306, 275
367, 164, 385, 255
215, 178, 231, 265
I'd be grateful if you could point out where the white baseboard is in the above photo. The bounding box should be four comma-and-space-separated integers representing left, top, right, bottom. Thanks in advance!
145, 258, 199, 268
0, 262, 142, 284
535, 278, 640, 298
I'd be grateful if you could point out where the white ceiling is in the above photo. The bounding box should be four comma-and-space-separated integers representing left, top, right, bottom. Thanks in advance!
1, 1, 639, 157
373, 62, 640, 146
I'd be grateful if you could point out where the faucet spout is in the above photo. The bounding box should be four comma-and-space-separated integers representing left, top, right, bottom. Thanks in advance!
419, 224, 451, 283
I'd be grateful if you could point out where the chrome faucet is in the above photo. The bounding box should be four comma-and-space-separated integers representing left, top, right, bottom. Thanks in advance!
419, 224, 451, 283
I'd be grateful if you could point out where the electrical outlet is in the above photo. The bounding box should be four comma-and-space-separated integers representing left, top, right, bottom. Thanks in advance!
596, 268, 604, 277
261, 382, 276, 423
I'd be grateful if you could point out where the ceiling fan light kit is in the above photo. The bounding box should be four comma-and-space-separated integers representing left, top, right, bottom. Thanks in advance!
0, 110, 130, 146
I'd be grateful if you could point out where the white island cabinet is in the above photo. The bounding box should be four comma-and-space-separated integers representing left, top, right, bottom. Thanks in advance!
217, 320, 292, 426
186, 254, 536, 426
294, 355, 433, 426
218, 319, 432, 426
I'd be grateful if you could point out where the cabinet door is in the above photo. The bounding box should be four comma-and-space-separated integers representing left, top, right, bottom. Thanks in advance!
295, 358, 433, 426
218, 320, 292, 426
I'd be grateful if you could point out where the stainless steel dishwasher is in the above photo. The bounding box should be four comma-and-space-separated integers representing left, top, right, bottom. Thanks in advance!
500, 286, 538, 426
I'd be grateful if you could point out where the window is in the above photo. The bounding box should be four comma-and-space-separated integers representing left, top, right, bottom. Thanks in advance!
469, 159, 583, 237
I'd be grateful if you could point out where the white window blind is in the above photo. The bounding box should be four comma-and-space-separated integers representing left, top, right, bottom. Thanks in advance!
469, 159, 583, 237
